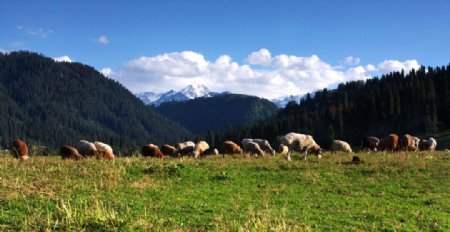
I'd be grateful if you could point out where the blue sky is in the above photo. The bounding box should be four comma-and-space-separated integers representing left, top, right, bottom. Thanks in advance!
1, 0, 449, 99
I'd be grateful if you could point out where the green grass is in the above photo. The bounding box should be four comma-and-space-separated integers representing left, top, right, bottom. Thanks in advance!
0, 152, 449, 231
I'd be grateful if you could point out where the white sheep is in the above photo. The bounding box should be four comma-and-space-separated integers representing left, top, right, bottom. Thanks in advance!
332, 140, 353, 153
243, 141, 265, 157
192, 141, 210, 158
279, 132, 322, 159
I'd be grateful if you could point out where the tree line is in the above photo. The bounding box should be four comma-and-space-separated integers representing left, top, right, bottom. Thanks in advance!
205, 64, 450, 149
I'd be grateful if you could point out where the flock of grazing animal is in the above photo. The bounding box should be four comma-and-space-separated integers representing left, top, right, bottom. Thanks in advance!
8, 132, 438, 161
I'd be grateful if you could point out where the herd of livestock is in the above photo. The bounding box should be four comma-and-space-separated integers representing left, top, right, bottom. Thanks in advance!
8, 132, 438, 161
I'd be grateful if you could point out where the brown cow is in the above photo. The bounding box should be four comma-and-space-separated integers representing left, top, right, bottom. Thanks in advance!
399, 134, 417, 151
60, 145, 83, 160
378, 134, 400, 152
141, 144, 164, 159
161, 144, 177, 157
11, 139, 29, 160
221, 141, 243, 155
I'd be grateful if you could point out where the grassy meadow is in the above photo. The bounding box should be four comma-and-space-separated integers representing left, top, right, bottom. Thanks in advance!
0, 151, 449, 231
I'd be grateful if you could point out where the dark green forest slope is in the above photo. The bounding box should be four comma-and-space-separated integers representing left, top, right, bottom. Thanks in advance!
156, 94, 279, 134
210, 65, 450, 149
0, 51, 192, 152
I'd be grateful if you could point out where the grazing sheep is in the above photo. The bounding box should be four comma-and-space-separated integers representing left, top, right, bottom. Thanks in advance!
252, 139, 276, 155
192, 141, 210, 158
221, 141, 243, 155
279, 133, 322, 159
279, 133, 307, 154
399, 134, 418, 151
243, 141, 265, 156
94, 141, 115, 159
279, 133, 319, 153
60, 145, 83, 160
332, 140, 353, 153
76, 140, 98, 156
361, 136, 380, 152
176, 141, 195, 157
141, 144, 164, 159
242, 138, 275, 155
11, 139, 29, 160
378, 134, 400, 152
161, 144, 177, 157
419, 137, 437, 151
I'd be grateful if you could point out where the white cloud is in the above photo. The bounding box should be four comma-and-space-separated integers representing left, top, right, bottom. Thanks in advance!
109, 49, 419, 99
53, 55, 73, 62
247, 48, 272, 66
96, 35, 109, 44
0, 48, 7, 54
101, 67, 114, 76
377, 59, 420, 74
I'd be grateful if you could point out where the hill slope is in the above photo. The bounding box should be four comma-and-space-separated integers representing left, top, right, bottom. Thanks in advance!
0, 51, 192, 152
156, 94, 279, 134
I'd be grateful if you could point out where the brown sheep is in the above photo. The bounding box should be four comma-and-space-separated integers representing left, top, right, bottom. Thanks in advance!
11, 139, 29, 160
161, 144, 177, 157
399, 134, 418, 151
221, 141, 243, 155
141, 144, 164, 159
60, 145, 83, 160
378, 134, 400, 152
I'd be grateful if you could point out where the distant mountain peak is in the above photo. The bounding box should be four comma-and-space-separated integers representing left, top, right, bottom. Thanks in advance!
180, 83, 211, 99
135, 84, 224, 106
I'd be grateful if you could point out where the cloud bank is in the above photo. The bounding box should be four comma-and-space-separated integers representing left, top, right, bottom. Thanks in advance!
109, 49, 420, 99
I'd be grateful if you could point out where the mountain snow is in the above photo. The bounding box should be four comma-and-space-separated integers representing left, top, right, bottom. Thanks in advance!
136, 84, 221, 106
135, 84, 307, 108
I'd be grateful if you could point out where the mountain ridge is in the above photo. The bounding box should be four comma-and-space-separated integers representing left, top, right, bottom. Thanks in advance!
156, 93, 279, 134
0, 51, 192, 152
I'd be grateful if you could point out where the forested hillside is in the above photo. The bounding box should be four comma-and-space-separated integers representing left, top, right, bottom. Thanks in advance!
156, 94, 279, 134
0, 51, 192, 152
208, 65, 450, 149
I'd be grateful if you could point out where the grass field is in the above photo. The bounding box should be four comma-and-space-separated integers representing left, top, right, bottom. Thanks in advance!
0, 151, 449, 231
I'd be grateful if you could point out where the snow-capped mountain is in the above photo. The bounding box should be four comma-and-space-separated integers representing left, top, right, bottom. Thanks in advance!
136, 83, 311, 108
271, 95, 304, 108
136, 84, 222, 106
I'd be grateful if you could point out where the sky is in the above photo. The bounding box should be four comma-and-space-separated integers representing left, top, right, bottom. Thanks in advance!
1, 0, 449, 99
